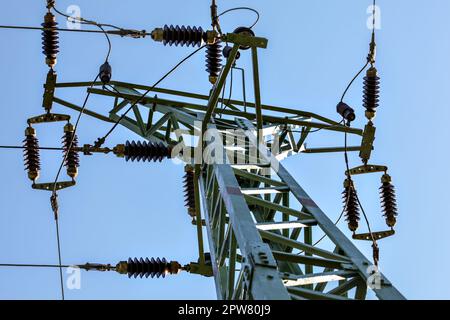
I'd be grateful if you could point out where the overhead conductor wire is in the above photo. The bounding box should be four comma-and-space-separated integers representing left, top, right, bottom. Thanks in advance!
94, 45, 207, 147
47, 4, 113, 300
217, 7, 260, 29
297, 0, 379, 255
341, 0, 379, 264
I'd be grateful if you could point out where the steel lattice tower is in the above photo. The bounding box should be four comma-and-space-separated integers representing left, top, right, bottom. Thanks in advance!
43, 30, 405, 300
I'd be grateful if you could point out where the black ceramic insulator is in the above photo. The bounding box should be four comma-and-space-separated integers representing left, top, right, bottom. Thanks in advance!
363, 67, 380, 119
162, 25, 206, 47
62, 129, 80, 178
124, 141, 171, 162
380, 175, 398, 228
42, 12, 59, 68
183, 168, 196, 217
206, 40, 222, 82
23, 128, 41, 181
126, 257, 174, 279
343, 178, 361, 232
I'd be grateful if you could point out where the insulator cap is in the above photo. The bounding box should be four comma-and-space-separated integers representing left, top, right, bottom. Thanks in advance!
23, 127, 41, 181
380, 174, 398, 228
119, 257, 182, 279
122, 141, 172, 162
42, 12, 59, 68
336, 102, 356, 123
363, 67, 380, 120
343, 178, 360, 232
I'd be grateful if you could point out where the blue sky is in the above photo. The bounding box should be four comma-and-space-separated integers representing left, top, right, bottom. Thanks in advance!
0, 0, 449, 300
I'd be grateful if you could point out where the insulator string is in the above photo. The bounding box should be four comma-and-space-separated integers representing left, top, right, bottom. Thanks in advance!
123, 141, 172, 162
159, 25, 206, 47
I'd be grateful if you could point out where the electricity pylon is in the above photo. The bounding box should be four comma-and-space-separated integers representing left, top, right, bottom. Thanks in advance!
47, 31, 405, 300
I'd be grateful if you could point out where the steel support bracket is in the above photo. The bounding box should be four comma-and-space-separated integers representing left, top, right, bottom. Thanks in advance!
27, 113, 71, 125
347, 164, 388, 176
359, 122, 376, 163
222, 33, 268, 49
42, 69, 57, 112
242, 243, 280, 298
32, 180, 76, 191
249, 244, 278, 269
187, 262, 214, 277
353, 229, 395, 241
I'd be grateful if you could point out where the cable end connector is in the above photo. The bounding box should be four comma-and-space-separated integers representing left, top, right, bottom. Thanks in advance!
93, 137, 106, 148
367, 33, 377, 65
372, 242, 380, 266
46, 0, 56, 10
50, 193, 59, 220
210, 0, 222, 35
78, 263, 115, 272
109, 29, 147, 39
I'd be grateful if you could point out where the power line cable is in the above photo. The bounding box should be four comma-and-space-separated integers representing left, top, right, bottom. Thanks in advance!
341, 0, 379, 246
217, 7, 260, 29
340, 0, 377, 103
0, 263, 72, 269
49, 72, 100, 301
0, 24, 150, 36
300, 0, 380, 257
52, 6, 112, 62
2, 7, 114, 298
340, 61, 370, 103
52, 6, 122, 31
94, 45, 207, 147
44, 6, 118, 299
0, 145, 63, 151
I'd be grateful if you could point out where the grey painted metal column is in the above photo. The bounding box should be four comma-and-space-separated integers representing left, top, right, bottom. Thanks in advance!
199, 124, 289, 300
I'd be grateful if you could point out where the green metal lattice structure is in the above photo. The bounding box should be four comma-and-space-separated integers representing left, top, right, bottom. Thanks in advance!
46, 32, 405, 300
